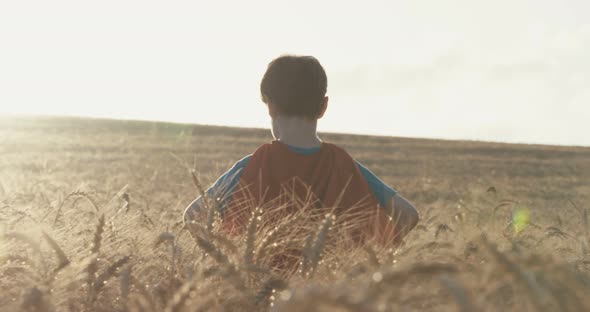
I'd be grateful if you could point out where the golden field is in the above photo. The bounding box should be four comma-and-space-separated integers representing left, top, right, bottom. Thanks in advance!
1, 116, 589, 311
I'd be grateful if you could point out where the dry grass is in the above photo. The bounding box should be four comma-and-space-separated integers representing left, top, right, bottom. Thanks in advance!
1, 116, 590, 311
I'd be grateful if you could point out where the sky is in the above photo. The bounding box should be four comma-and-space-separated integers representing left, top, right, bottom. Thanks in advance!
0, 0, 589, 146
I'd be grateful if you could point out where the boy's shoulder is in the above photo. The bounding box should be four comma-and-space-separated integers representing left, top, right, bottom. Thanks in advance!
246, 141, 354, 165
249, 142, 275, 156
252, 141, 349, 154
322, 141, 347, 152
322, 142, 354, 160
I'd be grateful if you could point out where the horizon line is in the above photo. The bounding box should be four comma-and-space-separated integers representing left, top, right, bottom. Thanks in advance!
2, 112, 589, 149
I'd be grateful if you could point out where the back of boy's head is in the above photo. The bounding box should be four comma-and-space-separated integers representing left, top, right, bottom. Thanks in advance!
260, 55, 327, 119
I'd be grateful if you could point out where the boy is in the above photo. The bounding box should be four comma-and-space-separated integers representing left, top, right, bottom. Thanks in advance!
184, 55, 419, 244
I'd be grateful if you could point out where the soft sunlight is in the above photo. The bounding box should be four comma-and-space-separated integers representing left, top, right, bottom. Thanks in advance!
0, 0, 588, 146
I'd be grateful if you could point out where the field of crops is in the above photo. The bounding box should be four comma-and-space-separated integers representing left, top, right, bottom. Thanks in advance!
1, 116, 589, 311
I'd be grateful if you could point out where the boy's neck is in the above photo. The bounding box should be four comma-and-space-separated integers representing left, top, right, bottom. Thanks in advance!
271, 115, 322, 148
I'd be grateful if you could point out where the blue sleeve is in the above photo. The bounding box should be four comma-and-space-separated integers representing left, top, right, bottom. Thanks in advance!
208, 155, 251, 214
209, 155, 250, 196
355, 160, 397, 208
185, 155, 251, 219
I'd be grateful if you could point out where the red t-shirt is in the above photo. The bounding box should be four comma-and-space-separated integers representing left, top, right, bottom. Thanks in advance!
222, 141, 395, 243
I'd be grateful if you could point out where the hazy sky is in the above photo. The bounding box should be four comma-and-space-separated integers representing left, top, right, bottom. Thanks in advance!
1, 0, 589, 146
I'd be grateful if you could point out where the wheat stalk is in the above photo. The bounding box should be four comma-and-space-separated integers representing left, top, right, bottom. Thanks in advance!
244, 207, 261, 265
86, 213, 105, 292
21, 287, 52, 312
364, 263, 459, 302
186, 222, 238, 253
41, 230, 70, 272
537, 274, 587, 311
255, 211, 307, 265
53, 190, 101, 226
480, 234, 557, 312
197, 235, 248, 292
164, 277, 199, 312
155, 232, 175, 247
434, 223, 454, 239
363, 245, 380, 268
300, 228, 315, 278
301, 213, 335, 278
92, 256, 130, 299
195, 236, 230, 266
254, 276, 288, 306
126, 275, 156, 312
439, 274, 477, 312
119, 265, 131, 300
127, 293, 155, 312
155, 232, 179, 286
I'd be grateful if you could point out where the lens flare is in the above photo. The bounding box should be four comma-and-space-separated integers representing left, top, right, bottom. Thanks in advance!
512, 208, 530, 234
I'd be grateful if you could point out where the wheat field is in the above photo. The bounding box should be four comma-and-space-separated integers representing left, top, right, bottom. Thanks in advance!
1, 116, 589, 312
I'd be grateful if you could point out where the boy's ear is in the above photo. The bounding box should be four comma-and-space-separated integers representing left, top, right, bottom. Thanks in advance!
267, 103, 277, 118
317, 96, 329, 119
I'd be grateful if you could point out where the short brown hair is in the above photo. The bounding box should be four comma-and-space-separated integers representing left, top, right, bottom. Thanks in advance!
260, 55, 327, 119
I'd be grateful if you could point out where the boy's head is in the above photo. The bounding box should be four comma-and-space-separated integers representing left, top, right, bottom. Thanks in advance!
261, 55, 328, 120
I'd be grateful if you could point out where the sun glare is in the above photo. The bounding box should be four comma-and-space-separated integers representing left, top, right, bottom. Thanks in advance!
0, 1, 588, 146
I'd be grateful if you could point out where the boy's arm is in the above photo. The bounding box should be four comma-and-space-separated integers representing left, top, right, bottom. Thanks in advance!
182, 155, 251, 227
183, 193, 208, 225
383, 193, 419, 240
355, 161, 419, 243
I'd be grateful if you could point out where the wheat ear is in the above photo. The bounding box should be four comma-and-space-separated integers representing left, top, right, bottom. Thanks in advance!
481, 234, 556, 312
86, 214, 105, 290
244, 207, 261, 265
256, 212, 306, 264
92, 256, 130, 298
41, 230, 70, 272
254, 276, 288, 306
21, 287, 52, 312
164, 278, 198, 312
439, 274, 477, 312
300, 213, 335, 278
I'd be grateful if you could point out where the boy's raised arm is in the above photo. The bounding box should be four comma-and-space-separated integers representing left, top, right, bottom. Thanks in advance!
372, 193, 419, 246
386, 193, 419, 239
183, 195, 206, 225
354, 160, 419, 243
182, 156, 251, 228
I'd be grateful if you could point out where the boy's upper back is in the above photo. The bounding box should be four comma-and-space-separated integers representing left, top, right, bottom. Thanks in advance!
223, 140, 381, 233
